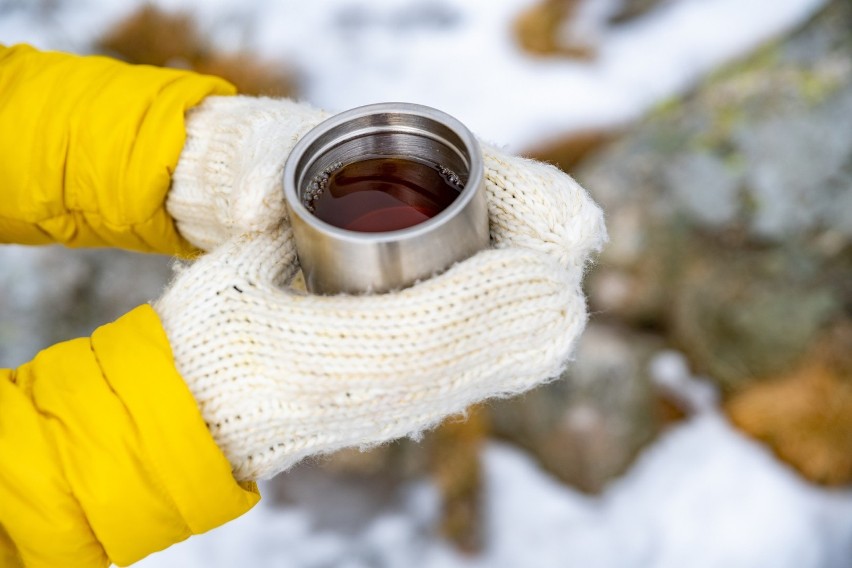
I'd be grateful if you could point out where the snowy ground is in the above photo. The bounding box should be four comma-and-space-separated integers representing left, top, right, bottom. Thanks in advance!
134, 415, 852, 568
131, 352, 852, 568
2, 0, 851, 566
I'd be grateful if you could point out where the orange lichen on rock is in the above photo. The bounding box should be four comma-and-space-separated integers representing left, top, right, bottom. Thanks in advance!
725, 323, 852, 486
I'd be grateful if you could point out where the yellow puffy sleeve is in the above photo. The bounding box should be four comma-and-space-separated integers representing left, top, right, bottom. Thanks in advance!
0, 306, 260, 567
0, 44, 236, 255
0, 45, 259, 566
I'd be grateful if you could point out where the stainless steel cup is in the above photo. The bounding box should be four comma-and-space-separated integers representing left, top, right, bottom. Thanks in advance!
283, 102, 490, 295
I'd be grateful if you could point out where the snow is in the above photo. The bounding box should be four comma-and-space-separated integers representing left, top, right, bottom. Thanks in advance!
134, 410, 852, 568
134, 349, 852, 568
3, 1, 850, 566
482, 415, 852, 568
0, 0, 828, 150
649, 350, 719, 413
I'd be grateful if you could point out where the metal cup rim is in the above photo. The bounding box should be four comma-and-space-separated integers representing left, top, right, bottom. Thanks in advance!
282, 102, 484, 244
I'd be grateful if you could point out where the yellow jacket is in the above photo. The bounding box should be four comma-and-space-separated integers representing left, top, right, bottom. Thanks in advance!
0, 45, 260, 567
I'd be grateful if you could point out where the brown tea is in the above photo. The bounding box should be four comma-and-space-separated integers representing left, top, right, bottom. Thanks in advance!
305, 157, 463, 232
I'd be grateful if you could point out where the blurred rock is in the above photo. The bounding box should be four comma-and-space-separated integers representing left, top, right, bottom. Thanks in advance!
271, 408, 488, 553
489, 323, 666, 493
97, 5, 295, 97
269, 451, 416, 537
577, 0, 852, 391
726, 322, 852, 486
663, 153, 740, 227
427, 405, 488, 554
97, 4, 202, 68
671, 242, 839, 391
514, 0, 598, 59
560, 0, 852, 486
514, 0, 668, 59
0, 246, 172, 368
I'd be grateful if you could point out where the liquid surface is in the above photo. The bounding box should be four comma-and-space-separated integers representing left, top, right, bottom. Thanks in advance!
306, 157, 463, 232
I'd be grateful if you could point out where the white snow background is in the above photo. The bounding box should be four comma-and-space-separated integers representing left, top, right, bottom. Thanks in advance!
0, 0, 832, 149
1, 0, 851, 566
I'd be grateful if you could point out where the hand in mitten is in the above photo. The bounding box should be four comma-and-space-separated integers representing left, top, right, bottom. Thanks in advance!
167, 96, 330, 250
155, 145, 606, 481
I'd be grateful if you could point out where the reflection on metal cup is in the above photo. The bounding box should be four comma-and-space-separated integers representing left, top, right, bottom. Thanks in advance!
283, 102, 490, 295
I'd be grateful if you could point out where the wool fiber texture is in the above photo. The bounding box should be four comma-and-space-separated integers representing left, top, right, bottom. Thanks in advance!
168, 95, 330, 251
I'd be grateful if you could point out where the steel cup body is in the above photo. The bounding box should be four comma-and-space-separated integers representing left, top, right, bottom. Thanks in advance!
283, 103, 489, 295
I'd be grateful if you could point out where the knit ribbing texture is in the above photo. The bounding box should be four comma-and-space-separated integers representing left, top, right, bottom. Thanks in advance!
167, 96, 330, 251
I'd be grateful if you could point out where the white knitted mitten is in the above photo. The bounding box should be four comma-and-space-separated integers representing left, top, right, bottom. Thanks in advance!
167, 95, 330, 250
157, 131, 606, 481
